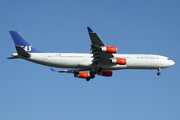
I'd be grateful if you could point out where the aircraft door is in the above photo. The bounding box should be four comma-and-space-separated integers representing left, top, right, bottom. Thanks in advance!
131, 55, 135, 61
128, 55, 136, 67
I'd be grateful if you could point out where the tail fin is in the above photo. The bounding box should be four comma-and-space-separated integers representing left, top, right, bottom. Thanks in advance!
9, 31, 41, 53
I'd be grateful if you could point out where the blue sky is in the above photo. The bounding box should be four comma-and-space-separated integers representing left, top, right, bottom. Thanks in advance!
0, 0, 180, 120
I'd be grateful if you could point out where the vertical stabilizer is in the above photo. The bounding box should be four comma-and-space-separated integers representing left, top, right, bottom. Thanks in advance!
9, 31, 41, 53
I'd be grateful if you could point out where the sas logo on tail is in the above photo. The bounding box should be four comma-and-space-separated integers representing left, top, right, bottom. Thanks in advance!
21, 46, 32, 51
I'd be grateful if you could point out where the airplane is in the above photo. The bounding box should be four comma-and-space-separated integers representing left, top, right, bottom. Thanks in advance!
8, 27, 175, 81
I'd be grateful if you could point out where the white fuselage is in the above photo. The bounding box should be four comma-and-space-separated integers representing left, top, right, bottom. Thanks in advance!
9, 29, 175, 80
14, 53, 175, 71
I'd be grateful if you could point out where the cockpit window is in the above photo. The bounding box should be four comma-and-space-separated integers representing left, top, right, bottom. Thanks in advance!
167, 58, 171, 60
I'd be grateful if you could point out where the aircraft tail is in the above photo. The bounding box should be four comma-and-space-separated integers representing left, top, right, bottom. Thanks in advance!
9, 31, 41, 53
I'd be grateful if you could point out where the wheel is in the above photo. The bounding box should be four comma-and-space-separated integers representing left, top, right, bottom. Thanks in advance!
86, 77, 90, 81
90, 70, 96, 79
91, 74, 95, 79
157, 72, 161, 76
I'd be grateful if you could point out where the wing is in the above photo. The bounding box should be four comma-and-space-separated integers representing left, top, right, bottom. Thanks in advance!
50, 68, 85, 73
87, 27, 115, 66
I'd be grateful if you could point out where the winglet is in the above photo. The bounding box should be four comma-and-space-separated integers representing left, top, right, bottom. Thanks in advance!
87, 27, 93, 33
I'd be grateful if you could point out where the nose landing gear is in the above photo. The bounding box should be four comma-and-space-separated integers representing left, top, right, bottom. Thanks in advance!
157, 68, 161, 76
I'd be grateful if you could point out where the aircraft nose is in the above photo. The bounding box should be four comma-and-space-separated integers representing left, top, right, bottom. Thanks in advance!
164, 59, 175, 68
168, 60, 175, 67
171, 60, 175, 66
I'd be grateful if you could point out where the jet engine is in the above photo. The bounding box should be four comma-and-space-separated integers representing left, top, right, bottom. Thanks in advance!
98, 70, 112, 77
74, 72, 89, 78
100, 46, 117, 53
111, 58, 126, 65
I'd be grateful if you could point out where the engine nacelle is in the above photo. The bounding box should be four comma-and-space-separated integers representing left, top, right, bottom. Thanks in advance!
111, 58, 126, 65
98, 70, 112, 77
100, 46, 117, 53
74, 72, 89, 78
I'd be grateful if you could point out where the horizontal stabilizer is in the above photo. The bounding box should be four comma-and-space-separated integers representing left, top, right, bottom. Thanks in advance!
7, 56, 21, 59
15, 45, 31, 58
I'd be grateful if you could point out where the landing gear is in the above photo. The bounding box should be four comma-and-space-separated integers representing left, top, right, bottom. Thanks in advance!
86, 67, 103, 81
86, 70, 96, 81
157, 72, 161, 76
86, 75, 95, 81
157, 68, 161, 76
97, 67, 103, 72
86, 77, 91, 81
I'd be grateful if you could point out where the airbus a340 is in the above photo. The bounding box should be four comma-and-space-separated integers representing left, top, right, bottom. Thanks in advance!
8, 27, 175, 81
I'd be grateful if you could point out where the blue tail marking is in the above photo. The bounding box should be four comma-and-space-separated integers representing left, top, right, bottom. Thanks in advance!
9, 31, 42, 53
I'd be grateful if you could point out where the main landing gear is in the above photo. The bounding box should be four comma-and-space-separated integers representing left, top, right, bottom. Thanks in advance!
86, 67, 102, 81
86, 71, 95, 81
157, 68, 161, 76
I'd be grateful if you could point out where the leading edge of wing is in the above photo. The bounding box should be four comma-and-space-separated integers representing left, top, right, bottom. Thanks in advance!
87, 27, 114, 64
87, 27, 105, 46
